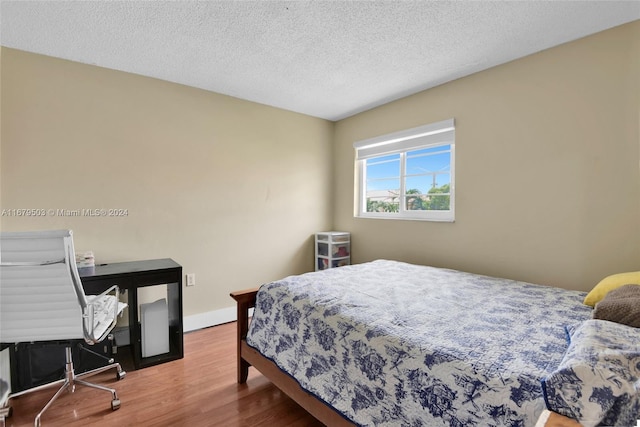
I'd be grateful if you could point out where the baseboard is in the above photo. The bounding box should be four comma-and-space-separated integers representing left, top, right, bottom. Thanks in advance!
183, 306, 253, 333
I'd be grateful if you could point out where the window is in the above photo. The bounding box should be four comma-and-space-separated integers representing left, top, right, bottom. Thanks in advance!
354, 118, 455, 221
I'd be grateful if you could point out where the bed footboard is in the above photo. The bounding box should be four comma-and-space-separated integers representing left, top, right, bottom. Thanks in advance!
230, 287, 259, 383
230, 287, 354, 426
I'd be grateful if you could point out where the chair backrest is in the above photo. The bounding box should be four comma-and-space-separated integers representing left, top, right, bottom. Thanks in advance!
0, 230, 88, 343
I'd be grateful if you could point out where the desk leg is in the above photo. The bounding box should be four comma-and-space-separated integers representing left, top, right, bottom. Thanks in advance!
167, 282, 184, 360
128, 290, 141, 370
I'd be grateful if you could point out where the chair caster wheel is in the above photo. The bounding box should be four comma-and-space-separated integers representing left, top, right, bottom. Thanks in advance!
111, 399, 121, 410
117, 370, 126, 380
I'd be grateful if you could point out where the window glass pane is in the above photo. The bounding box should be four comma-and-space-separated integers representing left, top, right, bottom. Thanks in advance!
366, 154, 400, 181
404, 193, 430, 211
366, 153, 400, 212
424, 194, 450, 211
366, 153, 400, 193
366, 178, 399, 194
405, 173, 450, 191
405, 141, 451, 212
405, 176, 434, 194
366, 196, 399, 213
405, 174, 451, 211
406, 150, 450, 177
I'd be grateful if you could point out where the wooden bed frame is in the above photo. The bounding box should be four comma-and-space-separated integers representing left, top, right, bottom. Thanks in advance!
230, 288, 354, 426
230, 288, 571, 427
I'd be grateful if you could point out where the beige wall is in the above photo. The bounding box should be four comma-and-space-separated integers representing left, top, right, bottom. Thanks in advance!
0, 48, 334, 317
333, 21, 640, 291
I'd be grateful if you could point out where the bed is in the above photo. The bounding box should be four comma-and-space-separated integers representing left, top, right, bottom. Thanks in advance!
231, 260, 640, 426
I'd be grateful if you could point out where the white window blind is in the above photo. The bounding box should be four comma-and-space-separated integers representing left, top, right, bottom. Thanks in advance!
354, 119, 455, 160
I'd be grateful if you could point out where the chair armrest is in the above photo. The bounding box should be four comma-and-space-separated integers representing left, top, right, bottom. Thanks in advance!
83, 285, 123, 344
90, 284, 120, 299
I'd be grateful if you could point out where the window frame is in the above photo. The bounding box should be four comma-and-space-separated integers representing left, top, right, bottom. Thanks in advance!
354, 118, 455, 222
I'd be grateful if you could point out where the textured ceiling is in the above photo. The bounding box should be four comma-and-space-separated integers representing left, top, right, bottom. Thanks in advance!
1, 1, 639, 121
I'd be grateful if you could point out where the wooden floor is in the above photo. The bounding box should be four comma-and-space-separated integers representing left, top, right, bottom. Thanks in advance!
4, 322, 325, 426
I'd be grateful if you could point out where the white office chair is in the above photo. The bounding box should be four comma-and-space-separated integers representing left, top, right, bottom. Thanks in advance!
0, 230, 127, 427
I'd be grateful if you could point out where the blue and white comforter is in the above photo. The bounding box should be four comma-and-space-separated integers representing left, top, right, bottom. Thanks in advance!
542, 320, 640, 427
246, 260, 592, 426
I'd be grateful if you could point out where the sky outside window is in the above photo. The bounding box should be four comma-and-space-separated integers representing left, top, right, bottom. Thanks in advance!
366, 144, 451, 193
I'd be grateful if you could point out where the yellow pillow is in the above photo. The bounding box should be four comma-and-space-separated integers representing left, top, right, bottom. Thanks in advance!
583, 271, 640, 307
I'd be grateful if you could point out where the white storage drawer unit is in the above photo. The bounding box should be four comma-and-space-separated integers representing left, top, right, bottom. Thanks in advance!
315, 232, 350, 271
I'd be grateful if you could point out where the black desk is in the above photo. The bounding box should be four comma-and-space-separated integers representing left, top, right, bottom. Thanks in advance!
79, 259, 183, 369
